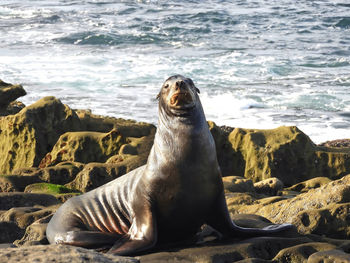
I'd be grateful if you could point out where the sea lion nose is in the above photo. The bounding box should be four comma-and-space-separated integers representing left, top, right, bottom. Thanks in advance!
175, 80, 185, 91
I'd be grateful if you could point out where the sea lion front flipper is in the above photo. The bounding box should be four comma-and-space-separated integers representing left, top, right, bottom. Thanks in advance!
206, 192, 293, 238
54, 230, 121, 248
108, 202, 157, 255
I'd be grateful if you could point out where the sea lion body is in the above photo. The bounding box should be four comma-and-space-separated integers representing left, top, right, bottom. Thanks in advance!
47, 75, 292, 255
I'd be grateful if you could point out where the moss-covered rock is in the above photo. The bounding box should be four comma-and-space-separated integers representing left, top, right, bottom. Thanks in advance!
39, 129, 125, 167
66, 130, 156, 192
0, 79, 26, 109
208, 121, 243, 177
106, 131, 155, 170
226, 126, 350, 185
65, 162, 128, 192
0, 97, 81, 174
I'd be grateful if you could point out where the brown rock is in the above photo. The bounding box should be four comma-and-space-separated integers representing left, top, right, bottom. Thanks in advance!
233, 174, 350, 238
0, 193, 60, 210
254, 177, 284, 196
14, 215, 53, 246
0, 205, 58, 229
223, 176, 255, 193
140, 237, 312, 263
226, 192, 257, 207
0, 173, 42, 192
319, 139, 350, 148
0, 101, 26, 116
234, 259, 273, 263
285, 177, 332, 193
307, 249, 350, 263
0, 221, 24, 243
11, 162, 84, 186
272, 242, 337, 263
0, 244, 139, 263
0, 79, 26, 108
294, 203, 350, 239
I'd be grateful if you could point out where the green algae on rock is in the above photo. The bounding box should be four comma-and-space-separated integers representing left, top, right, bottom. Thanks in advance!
24, 183, 80, 195
0, 97, 81, 174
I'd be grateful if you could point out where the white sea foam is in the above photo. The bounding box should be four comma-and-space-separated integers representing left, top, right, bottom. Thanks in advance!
1, 0, 350, 145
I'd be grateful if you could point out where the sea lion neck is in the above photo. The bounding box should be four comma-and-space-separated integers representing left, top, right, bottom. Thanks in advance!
157, 97, 206, 132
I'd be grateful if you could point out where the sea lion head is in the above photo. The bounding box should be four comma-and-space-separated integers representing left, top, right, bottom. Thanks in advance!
157, 75, 200, 117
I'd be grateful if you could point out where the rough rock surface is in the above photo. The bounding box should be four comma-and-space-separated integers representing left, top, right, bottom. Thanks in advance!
0, 79, 26, 109
0, 192, 60, 210
65, 162, 128, 192
39, 129, 126, 167
231, 174, 350, 239
307, 249, 350, 263
0, 245, 138, 263
0, 97, 81, 174
254, 177, 284, 195
285, 177, 332, 193
226, 126, 350, 185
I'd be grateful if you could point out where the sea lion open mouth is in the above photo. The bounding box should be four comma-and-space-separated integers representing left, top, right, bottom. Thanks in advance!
170, 92, 195, 109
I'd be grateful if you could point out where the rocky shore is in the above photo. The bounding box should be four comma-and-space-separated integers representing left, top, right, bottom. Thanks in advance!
1, 80, 350, 262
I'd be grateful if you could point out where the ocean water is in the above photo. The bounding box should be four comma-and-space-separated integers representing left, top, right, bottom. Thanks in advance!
1, 0, 350, 143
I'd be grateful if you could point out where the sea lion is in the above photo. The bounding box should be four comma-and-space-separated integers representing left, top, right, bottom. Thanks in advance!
46, 75, 292, 255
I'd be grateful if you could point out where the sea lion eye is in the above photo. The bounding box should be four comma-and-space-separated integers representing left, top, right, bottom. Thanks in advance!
164, 84, 169, 89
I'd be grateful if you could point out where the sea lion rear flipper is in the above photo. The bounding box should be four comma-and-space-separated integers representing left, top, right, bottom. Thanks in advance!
206, 192, 293, 238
